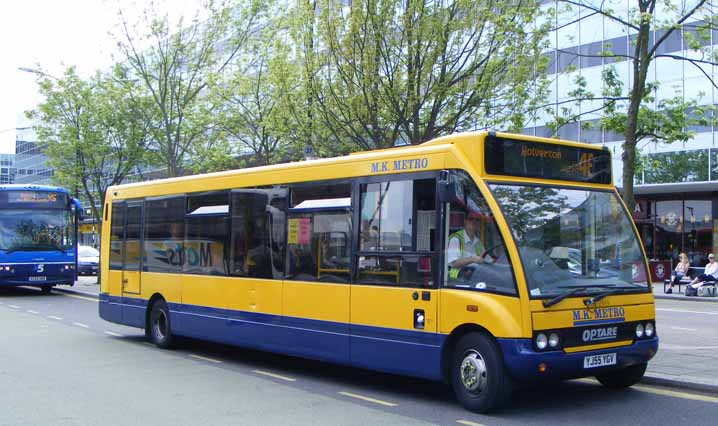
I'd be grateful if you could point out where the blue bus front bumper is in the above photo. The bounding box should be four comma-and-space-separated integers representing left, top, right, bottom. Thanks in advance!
498, 336, 659, 382
0, 264, 75, 287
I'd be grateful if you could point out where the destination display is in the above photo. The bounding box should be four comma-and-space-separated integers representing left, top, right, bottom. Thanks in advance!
0, 191, 68, 209
484, 136, 612, 184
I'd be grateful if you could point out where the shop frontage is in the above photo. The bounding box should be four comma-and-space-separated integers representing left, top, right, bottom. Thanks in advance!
633, 182, 718, 282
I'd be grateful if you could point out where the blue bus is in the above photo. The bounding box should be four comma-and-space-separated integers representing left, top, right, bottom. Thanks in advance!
0, 185, 82, 293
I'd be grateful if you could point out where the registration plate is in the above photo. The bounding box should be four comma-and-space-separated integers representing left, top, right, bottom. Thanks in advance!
583, 353, 616, 369
29, 276, 47, 282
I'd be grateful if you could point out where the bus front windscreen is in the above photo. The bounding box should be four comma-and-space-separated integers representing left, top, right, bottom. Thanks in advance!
489, 184, 649, 298
0, 209, 75, 253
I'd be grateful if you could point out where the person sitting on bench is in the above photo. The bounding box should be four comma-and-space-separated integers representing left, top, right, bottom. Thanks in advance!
666, 252, 690, 294
687, 253, 718, 290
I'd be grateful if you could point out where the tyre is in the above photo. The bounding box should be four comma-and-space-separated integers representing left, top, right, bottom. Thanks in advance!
450, 332, 512, 413
148, 299, 174, 349
40, 285, 52, 294
596, 362, 647, 388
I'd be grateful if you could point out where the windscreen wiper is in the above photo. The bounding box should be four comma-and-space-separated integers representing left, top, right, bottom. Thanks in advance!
583, 286, 642, 306
543, 284, 615, 308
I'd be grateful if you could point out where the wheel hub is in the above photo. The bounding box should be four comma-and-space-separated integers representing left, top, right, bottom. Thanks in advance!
460, 350, 488, 393
153, 311, 167, 339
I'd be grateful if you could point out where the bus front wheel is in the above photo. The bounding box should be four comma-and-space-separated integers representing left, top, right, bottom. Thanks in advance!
596, 362, 647, 388
148, 299, 174, 349
450, 332, 511, 413
40, 286, 52, 294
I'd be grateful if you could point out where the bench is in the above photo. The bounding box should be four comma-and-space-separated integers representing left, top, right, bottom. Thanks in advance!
663, 266, 716, 294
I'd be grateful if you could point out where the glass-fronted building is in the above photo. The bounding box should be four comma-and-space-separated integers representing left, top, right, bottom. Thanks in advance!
532, 1, 718, 280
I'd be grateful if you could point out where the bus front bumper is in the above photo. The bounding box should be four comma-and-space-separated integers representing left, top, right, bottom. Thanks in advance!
498, 336, 659, 382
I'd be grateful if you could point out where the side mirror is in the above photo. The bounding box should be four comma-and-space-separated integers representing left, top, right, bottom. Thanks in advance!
438, 172, 464, 204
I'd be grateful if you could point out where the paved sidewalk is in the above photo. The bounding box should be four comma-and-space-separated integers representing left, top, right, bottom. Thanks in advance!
652, 283, 718, 303
58, 278, 718, 394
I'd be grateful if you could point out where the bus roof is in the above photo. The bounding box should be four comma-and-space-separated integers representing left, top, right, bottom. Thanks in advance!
107, 131, 611, 199
0, 184, 71, 194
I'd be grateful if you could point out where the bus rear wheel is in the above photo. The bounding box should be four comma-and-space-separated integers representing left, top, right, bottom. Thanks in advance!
596, 362, 647, 388
450, 332, 511, 413
148, 299, 174, 349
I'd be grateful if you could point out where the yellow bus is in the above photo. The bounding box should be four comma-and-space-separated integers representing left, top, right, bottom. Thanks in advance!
99, 131, 658, 412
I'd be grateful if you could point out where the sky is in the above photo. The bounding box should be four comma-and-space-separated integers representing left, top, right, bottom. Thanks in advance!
0, 0, 205, 154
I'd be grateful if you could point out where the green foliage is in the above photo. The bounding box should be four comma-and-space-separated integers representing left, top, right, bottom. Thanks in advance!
29, 66, 150, 226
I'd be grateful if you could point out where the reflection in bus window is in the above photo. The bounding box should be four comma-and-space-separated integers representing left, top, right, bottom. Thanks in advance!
184, 192, 229, 276
144, 197, 185, 273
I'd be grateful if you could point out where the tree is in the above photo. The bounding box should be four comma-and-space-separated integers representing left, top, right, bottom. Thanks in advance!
306, 0, 550, 151
115, 0, 263, 177
211, 2, 295, 167
551, 1, 717, 209
29, 66, 150, 236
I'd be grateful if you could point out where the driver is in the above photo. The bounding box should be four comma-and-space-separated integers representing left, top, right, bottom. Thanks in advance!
447, 210, 493, 280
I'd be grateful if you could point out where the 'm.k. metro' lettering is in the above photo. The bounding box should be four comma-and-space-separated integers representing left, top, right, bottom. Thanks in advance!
572, 307, 625, 325
370, 158, 429, 174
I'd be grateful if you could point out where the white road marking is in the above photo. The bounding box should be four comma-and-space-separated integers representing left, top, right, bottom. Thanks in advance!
457, 420, 487, 426
27, 310, 39, 314
47, 315, 63, 321
59, 293, 97, 302
338, 391, 397, 407
104, 331, 123, 337
188, 354, 223, 364
659, 343, 718, 351
73, 322, 90, 328
253, 370, 296, 382
8, 304, 19, 309
669, 326, 697, 332
656, 308, 718, 316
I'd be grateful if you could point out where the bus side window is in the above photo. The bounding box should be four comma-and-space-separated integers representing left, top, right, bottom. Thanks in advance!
229, 188, 286, 278
357, 177, 437, 288
444, 171, 516, 295
185, 192, 229, 276
144, 197, 185, 273
286, 182, 352, 283
109, 203, 125, 270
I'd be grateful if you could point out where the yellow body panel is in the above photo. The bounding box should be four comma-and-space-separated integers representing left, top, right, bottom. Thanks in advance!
107, 270, 122, 296
122, 270, 141, 295
439, 289, 525, 337
351, 285, 437, 332
283, 281, 349, 323
139, 272, 182, 304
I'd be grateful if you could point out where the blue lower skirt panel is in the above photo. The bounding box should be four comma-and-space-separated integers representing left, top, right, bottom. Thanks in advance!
98, 294, 444, 380
499, 337, 659, 382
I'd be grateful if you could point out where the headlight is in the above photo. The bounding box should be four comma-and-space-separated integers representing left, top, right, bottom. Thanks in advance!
635, 323, 644, 338
645, 322, 654, 337
548, 333, 560, 348
536, 333, 548, 350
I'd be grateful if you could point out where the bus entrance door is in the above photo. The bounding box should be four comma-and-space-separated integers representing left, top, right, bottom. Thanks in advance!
121, 202, 143, 295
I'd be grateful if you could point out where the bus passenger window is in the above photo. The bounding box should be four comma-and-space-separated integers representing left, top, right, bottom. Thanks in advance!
144, 197, 185, 273
444, 171, 516, 295
357, 177, 437, 287
286, 182, 352, 283
109, 203, 125, 270
184, 192, 229, 276
230, 189, 285, 279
